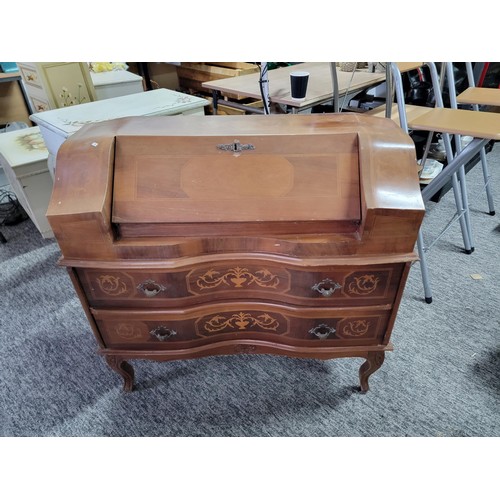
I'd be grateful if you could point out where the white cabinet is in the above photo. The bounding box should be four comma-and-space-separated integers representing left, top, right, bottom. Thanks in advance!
0, 126, 53, 238
17, 62, 97, 113
90, 70, 144, 100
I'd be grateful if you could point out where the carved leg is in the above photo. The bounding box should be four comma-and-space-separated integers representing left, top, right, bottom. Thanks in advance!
359, 351, 385, 393
105, 355, 135, 392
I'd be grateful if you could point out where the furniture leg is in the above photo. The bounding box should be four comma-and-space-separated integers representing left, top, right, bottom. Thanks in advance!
417, 229, 433, 303
359, 351, 385, 393
479, 147, 495, 215
105, 355, 135, 392
441, 132, 473, 253
457, 166, 475, 251
451, 172, 473, 252
211, 90, 219, 115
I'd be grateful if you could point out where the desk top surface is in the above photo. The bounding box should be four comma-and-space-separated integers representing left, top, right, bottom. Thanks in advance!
202, 62, 386, 108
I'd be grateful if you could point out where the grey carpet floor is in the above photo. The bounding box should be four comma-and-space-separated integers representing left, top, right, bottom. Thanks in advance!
1, 144, 499, 437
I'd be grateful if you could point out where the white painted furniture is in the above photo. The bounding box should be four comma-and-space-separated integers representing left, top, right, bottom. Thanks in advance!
0, 126, 53, 238
90, 70, 144, 100
29, 89, 209, 178
17, 62, 97, 113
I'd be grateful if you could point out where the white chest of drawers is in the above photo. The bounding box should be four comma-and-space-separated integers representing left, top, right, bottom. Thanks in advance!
90, 70, 144, 100
29, 89, 209, 178
0, 126, 53, 238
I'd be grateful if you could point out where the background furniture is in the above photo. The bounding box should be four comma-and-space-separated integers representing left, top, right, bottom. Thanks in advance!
455, 62, 500, 216
17, 62, 97, 113
0, 126, 53, 238
30, 88, 209, 178
90, 70, 144, 100
203, 62, 387, 114
46, 113, 424, 392
0, 72, 31, 125
376, 62, 500, 303
17, 62, 146, 110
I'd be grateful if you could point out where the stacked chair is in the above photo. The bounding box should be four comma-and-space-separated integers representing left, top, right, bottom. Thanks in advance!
365, 62, 500, 303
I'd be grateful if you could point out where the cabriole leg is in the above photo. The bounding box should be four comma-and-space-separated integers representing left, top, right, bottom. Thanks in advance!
105, 355, 135, 392
359, 351, 385, 393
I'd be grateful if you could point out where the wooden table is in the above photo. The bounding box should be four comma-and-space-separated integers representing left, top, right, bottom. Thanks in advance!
202, 62, 387, 114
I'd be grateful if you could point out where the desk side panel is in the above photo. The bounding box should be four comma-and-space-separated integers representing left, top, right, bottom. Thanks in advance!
356, 120, 425, 254
46, 130, 116, 259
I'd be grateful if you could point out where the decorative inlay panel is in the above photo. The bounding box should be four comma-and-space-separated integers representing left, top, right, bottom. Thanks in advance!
188, 265, 290, 294
343, 270, 392, 298
336, 317, 381, 339
97, 274, 129, 296
341, 319, 370, 336
114, 323, 142, 339
196, 311, 289, 337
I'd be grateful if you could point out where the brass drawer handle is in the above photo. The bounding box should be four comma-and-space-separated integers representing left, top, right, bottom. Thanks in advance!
312, 278, 342, 297
150, 326, 177, 341
309, 324, 336, 340
137, 279, 167, 297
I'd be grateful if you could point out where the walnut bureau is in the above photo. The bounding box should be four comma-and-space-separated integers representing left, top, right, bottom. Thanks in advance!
46, 113, 425, 392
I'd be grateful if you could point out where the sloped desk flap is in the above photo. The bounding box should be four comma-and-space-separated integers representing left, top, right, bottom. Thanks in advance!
112, 132, 361, 237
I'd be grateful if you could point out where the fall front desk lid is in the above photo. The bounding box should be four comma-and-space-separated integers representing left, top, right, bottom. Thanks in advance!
111, 131, 361, 229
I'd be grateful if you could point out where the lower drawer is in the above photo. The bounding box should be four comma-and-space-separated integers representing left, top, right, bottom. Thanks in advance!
92, 303, 392, 350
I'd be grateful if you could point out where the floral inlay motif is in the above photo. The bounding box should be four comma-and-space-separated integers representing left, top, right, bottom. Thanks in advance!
97, 275, 128, 296
196, 267, 280, 290
115, 323, 142, 339
347, 274, 380, 295
342, 320, 370, 337
15, 131, 46, 151
204, 312, 280, 333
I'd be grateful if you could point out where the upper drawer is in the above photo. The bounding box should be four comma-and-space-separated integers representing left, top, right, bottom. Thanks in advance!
77, 261, 404, 308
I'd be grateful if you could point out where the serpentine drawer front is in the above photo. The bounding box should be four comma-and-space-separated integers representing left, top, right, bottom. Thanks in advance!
91, 304, 392, 349
47, 114, 425, 392
77, 262, 404, 308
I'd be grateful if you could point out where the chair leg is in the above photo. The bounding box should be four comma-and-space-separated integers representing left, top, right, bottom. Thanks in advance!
441, 132, 473, 254
457, 164, 475, 252
451, 172, 473, 253
417, 229, 433, 304
479, 146, 495, 215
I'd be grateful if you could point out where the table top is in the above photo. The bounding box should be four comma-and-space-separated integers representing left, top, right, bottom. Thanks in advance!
29, 89, 209, 137
0, 72, 22, 83
202, 62, 386, 109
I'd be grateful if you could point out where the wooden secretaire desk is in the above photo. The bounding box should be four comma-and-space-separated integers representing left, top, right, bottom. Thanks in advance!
46, 113, 424, 392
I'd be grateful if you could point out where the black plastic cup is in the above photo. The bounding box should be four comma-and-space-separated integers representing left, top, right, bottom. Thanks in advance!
290, 71, 309, 99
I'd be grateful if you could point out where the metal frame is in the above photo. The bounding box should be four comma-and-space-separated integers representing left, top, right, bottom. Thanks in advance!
389, 62, 479, 303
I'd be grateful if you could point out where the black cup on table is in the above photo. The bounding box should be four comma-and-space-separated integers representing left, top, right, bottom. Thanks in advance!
290, 71, 309, 99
